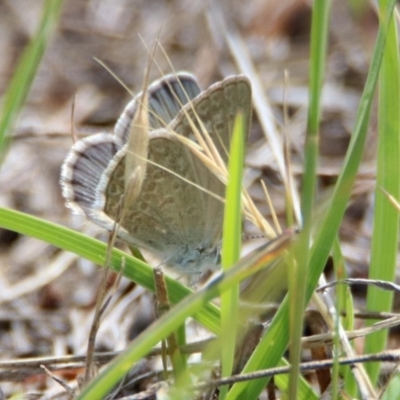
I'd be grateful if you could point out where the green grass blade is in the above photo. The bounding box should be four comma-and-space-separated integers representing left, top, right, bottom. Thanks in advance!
0, 0, 64, 161
220, 113, 245, 399
288, 1, 331, 397
302, 0, 330, 222
381, 373, 400, 400
364, 0, 400, 384
0, 207, 221, 332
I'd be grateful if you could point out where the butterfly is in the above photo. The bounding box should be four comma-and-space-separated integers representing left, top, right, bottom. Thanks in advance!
61, 72, 251, 274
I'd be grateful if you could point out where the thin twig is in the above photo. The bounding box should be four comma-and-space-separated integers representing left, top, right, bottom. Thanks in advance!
194, 350, 400, 391
41, 364, 75, 397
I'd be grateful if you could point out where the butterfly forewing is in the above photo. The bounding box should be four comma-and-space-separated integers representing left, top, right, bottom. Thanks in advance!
115, 73, 201, 142
168, 76, 252, 246
172, 75, 252, 162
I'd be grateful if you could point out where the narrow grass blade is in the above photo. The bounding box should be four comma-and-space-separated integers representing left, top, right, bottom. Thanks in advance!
0, 0, 64, 161
364, 0, 400, 384
288, 0, 331, 398
220, 113, 245, 399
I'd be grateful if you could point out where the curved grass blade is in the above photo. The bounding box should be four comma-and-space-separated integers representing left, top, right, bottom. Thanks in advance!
0, 207, 220, 332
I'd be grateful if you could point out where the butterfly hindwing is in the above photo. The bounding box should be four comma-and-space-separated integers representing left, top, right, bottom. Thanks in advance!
61, 73, 200, 218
